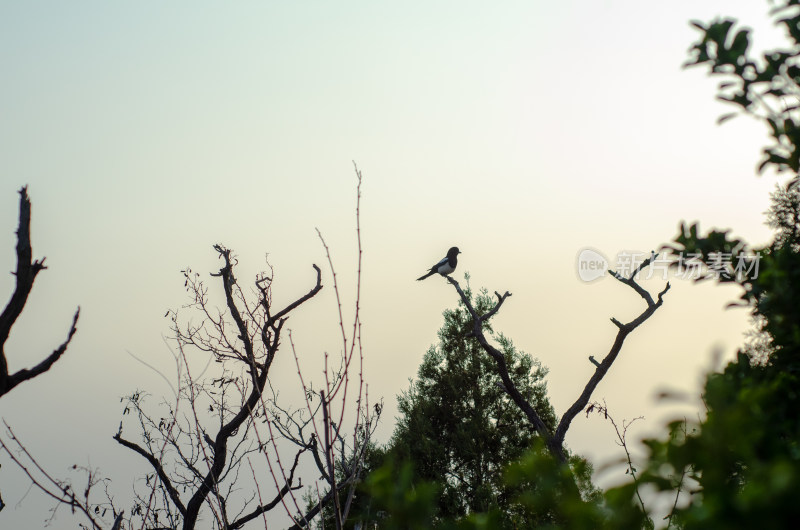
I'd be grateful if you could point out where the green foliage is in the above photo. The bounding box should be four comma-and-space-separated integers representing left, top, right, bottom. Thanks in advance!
361, 458, 440, 529
686, 1, 800, 175
609, 3, 800, 528
388, 285, 560, 526
344, 283, 614, 529
362, 458, 510, 530
362, 445, 612, 530
633, 354, 800, 529
663, 1, 800, 371
666, 177, 800, 368
503, 440, 607, 530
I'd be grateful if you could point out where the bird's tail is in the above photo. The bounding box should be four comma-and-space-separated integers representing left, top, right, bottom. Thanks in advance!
416, 271, 436, 281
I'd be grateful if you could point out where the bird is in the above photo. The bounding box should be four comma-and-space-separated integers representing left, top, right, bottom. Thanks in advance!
417, 247, 461, 281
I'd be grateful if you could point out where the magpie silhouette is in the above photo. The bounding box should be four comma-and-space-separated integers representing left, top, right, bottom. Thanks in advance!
417, 247, 461, 281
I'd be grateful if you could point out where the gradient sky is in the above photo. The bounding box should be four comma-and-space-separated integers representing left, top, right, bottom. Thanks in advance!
0, 1, 787, 528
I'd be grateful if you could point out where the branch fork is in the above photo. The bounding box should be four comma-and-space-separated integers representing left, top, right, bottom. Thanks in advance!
446, 250, 669, 465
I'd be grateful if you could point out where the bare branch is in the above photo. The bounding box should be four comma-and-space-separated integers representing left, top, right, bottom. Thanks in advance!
269, 264, 323, 325
0, 421, 105, 529
116, 245, 325, 530
446, 250, 669, 471
555, 266, 668, 446
113, 433, 187, 517
480, 290, 512, 323
229, 448, 306, 529
587, 400, 646, 512
0, 187, 80, 398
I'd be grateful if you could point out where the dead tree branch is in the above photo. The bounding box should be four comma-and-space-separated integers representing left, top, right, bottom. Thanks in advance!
555, 255, 669, 447
0, 420, 113, 529
112, 433, 187, 517
0, 186, 79, 398
228, 447, 306, 529
446, 251, 669, 465
115, 246, 323, 530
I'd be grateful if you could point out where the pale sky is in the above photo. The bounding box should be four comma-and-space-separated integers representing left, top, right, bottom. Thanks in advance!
0, 1, 786, 528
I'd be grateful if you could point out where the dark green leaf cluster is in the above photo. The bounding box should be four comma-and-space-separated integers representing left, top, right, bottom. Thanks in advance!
310, 286, 602, 529
605, 3, 800, 528
666, 203, 800, 370
634, 355, 800, 529
360, 457, 506, 530
387, 287, 560, 526
686, 2, 800, 175
503, 440, 607, 530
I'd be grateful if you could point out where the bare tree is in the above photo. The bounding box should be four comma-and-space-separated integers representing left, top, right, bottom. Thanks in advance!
112, 245, 322, 530
0, 186, 79, 399
0, 239, 370, 530
114, 164, 377, 530
0, 166, 376, 529
0, 186, 80, 517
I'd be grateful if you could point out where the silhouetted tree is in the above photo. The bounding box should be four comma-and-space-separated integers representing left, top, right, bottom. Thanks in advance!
114, 165, 376, 530
0, 186, 80, 517
1, 167, 377, 530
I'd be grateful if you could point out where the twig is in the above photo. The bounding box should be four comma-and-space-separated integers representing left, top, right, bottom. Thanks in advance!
586, 400, 646, 512
0, 421, 104, 529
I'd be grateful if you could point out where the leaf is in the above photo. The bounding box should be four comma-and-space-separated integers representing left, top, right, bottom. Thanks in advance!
689, 20, 706, 31
730, 29, 750, 57
707, 20, 735, 49
717, 112, 738, 125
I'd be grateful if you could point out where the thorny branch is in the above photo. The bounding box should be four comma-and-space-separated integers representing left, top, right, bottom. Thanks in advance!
274, 163, 380, 530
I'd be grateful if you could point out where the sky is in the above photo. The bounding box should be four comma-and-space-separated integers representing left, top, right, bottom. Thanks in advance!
0, 1, 789, 528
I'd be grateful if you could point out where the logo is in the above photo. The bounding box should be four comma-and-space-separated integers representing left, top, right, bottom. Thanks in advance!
576, 248, 608, 282
575, 247, 761, 283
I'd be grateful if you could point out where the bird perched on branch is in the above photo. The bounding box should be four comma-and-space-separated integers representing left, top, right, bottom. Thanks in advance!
417, 247, 461, 281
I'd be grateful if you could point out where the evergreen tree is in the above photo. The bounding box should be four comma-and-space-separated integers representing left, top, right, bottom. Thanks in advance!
388, 283, 560, 526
